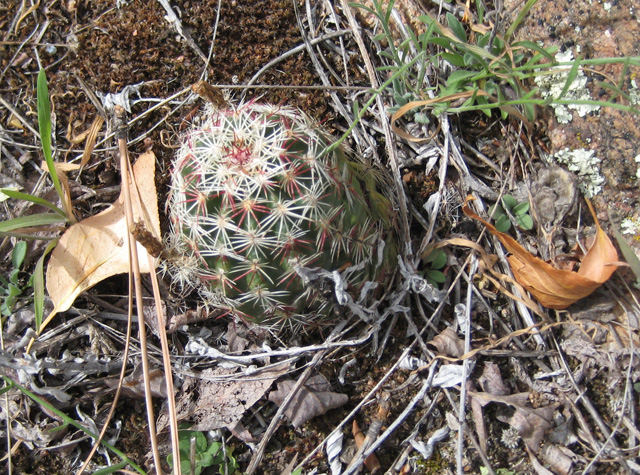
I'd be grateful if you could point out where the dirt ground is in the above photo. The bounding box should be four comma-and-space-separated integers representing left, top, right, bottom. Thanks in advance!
1, 0, 640, 474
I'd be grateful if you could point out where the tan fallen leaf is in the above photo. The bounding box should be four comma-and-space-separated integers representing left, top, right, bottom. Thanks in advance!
44, 151, 160, 329
463, 197, 621, 309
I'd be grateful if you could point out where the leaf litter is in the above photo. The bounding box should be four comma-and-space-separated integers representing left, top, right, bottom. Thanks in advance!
2, 0, 640, 474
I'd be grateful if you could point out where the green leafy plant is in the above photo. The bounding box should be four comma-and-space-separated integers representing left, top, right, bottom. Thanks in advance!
0, 241, 29, 316
165, 102, 396, 330
356, 0, 640, 125
489, 195, 534, 232
422, 248, 447, 286
167, 430, 237, 475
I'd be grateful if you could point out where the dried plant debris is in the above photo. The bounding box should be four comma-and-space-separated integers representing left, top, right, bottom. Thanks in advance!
268, 373, 348, 428
105, 364, 168, 400
158, 363, 289, 433
427, 327, 465, 357
463, 197, 621, 309
529, 163, 578, 231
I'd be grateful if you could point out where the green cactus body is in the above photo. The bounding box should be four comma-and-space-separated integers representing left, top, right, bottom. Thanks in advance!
166, 102, 394, 329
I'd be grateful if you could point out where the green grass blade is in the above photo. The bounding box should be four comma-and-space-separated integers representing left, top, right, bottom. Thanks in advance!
2, 376, 147, 475
384, 0, 396, 25
92, 460, 129, 475
611, 222, 640, 288
597, 80, 631, 102
37, 69, 66, 214
37, 69, 52, 162
349, 2, 377, 17
556, 56, 582, 100
0, 213, 67, 232
512, 41, 555, 62
0, 189, 67, 218
34, 238, 58, 332
0, 231, 58, 240
505, 0, 540, 42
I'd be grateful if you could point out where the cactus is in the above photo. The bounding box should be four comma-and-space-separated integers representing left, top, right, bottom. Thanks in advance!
165, 102, 395, 330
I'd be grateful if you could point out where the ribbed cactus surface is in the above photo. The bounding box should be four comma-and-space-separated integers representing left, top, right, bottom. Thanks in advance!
166, 102, 394, 329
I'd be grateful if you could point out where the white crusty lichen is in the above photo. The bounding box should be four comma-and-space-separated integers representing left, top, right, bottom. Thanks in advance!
621, 217, 640, 235
630, 79, 640, 106
534, 50, 600, 124
552, 148, 604, 197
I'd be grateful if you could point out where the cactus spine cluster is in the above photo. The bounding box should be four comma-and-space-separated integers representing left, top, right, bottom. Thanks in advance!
166, 102, 394, 329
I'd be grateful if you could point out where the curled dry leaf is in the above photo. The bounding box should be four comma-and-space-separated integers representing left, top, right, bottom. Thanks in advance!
478, 361, 510, 396
463, 196, 621, 309
470, 390, 555, 453
45, 151, 160, 323
268, 373, 348, 428
427, 327, 465, 357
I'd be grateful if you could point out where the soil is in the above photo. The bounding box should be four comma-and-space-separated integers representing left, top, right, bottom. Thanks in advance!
1, 0, 639, 474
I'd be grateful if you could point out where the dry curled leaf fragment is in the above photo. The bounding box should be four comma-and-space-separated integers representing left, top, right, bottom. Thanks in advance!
268, 373, 348, 428
469, 390, 555, 453
463, 196, 621, 309
158, 363, 289, 433
427, 327, 465, 357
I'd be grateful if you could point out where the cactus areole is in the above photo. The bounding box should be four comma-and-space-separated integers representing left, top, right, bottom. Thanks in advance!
166, 102, 394, 329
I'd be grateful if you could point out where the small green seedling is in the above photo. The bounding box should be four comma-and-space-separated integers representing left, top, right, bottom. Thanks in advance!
422, 248, 447, 287
167, 430, 237, 475
0, 241, 30, 316
0, 68, 73, 239
489, 195, 534, 232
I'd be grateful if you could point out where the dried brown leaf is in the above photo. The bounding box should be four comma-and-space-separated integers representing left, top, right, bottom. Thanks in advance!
470, 390, 555, 454
427, 327, 465, 357
463, 197, 621, 309
45, 151, 160, 320
467, 381, 487, 454
508, 405, 554, 453
105, 364, 167, 399
268, 373, 348, 428
541, 444, 574, 475
477, 362, 510, 396
159, 363, 289, 433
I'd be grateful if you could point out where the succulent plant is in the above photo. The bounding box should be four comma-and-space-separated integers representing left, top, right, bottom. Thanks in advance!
165, 102, 395, 330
